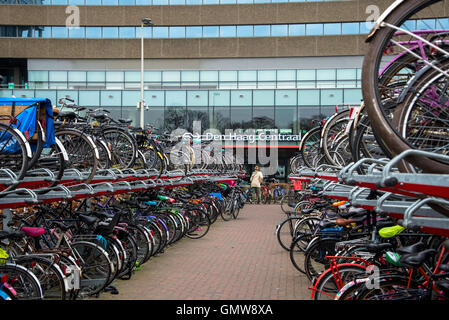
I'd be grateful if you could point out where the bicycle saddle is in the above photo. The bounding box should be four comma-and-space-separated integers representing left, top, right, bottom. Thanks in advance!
436, 280, 449, 296
396, 242, 426, 255
119, 118, 132, 124
57, 110, 77, 120
364, 243, 394, 254
79, 214, 98, 226
20, 227, 45, 238
0, 230, 25, 241
438, 264, 449, 273
399, 249, 437, 268
91, 113, 107, 121
376, 218, 396, 229
339, 207, 367, 219
319, 221, 337, 229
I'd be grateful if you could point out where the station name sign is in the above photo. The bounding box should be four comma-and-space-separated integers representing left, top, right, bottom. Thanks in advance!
195, 132, 302, 143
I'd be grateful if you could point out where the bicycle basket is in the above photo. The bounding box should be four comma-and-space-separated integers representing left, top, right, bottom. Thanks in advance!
0, 98, 56, 148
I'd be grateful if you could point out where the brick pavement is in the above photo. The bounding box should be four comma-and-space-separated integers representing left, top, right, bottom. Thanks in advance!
98, 204, 310, 300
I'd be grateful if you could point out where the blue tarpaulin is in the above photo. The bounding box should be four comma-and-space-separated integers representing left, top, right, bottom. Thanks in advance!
0, 97, 56, 153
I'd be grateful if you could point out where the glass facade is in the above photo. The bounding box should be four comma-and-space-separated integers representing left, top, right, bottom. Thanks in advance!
0, 0, 349, 5
26, 68, 363, 90
1, 87, 362, 132
0, 21, 378, 39
2, 18, 446, 39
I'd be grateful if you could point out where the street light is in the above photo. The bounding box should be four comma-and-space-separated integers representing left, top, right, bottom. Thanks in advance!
140, 17, 152, 129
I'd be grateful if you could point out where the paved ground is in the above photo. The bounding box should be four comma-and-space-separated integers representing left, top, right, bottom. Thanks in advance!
99, 204, 310, 300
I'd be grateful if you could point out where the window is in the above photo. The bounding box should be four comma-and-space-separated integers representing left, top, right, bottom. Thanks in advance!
101, 90, 122, 106
289, 24, 305, 36
203, 26, 219, 38
275, 106, 297, 131
275, 90, 297, 106
145, 91, 164, 106
86, 27, 102, 38
323, 23, 341, 35
187, 91, 208, 106
231, 90, 252, 106
271, 25, 288, 37
342, 22, 359, 35
254, 25, 270, 37
102, 27, 119, 38
237, 25, 253, 37
220, 26, 236, 38
320, 89, 343, 105
87, 71, 105, 83
68, 27, 85, 38
79, 90, 100, 106
253, 106, 274, 129
166, 90, 186, 107
306, 24, 323, 36
68, 71, 86, 82
153, 27, 169, 38
298, 89, 320, 105
253, 90, 274, 106
186, 26, 202, 38
119, 27, 135, 38
169, 26, 186, 38
52, 27, 68, 38
209, 91, 230, 106
106, 71, 124, 83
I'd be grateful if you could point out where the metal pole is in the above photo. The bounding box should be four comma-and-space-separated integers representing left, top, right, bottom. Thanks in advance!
140, 22, 145, 129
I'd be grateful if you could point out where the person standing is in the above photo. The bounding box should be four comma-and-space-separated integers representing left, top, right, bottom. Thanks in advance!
250, 166, 263, 204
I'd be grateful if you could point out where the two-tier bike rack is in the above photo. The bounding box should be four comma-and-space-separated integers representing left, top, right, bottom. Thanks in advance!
289, 150, 449, 238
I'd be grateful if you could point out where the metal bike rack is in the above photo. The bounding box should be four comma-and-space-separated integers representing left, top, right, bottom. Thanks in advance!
289, 149, 449, 237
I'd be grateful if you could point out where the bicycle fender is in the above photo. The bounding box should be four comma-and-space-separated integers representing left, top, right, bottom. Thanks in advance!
98, 139, 112, 161
55, 137, 69, 162
366, 0, 405, 42
12, 127, 33, 159
310, 262, 368, 299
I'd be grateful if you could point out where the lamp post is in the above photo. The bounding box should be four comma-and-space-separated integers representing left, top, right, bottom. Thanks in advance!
140, 18, 152, 129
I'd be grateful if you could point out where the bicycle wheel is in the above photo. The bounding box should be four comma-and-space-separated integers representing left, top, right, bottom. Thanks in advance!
354, 275, 421, 300
362, 0, 446, 172
289, 233, 312, 274
321, 110, 350, 166
276, 216, 304, 251
313, 264, 368, 300
304, 238, 338, 281
393, 58, 449, 173
29, 137, 67, 193
142, 142, 165, 179
70, 241, 112, 297
116, 229, 138, 280
55, 129, 98, 185
186, 210, 210, 239
300, 126, 322, 168
0, 263, 43, 300
0, 122, 30, 194
221, 199, 233, 221
102, 127, 137, 170
231, 198, 240, 219
14, 254, 66, 300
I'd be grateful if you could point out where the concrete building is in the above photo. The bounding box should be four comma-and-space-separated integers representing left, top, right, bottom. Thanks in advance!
1, 0, 443, 177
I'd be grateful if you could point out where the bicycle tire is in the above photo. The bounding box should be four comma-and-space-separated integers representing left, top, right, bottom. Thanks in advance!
304, 238, 338, 281
70, 240, 112, 297
55, 128, 99, 185
14, 254, 67, 300
0, 263, 43, 300
276, 216, 304, 251
0, 122, 30, 194
312, 264, 368, 300
362, 0, 444, 172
